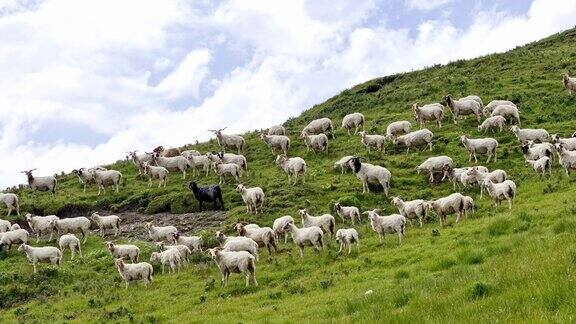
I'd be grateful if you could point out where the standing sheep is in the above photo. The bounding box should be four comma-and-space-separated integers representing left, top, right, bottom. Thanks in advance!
208, 248, 258, 287
128, 151, 154, 175
59, 234, 82, 260
143, 163, 169, 188
275, 155, 307, 185
282, 223, 324, 257
564, 73, 576, 94
416, 156, 453, 183
525, 156, 551, 176
53, 217, 91, 243
348, 157, 392, 195
555, 144, 576, 175
268, 125, 286, 135
208, 128, 245, 154
359, 131, 386, 154
391, 197, 428, 227
299, 209, 336, 239
26, 213, 59, 242
150, 248, 183, 274
552, 134, 576, 151
106, 242, 140, 262
341, 112, 365, 135
484, 100, 516, 116
272, 215, 294, 244
336, 228, 360, 254
412, 103, 444, 128
18, 244, 62, 273
235, 223, 278, 255
212, 161, 242, 184
153, 146, 181, 157
0, 193, 19, 217
427, 193, 466, 226
145, 223, 178, 243
478, 116, 507, 133
363, 209, 406, 244
187, 154, 212, 177
260, 134, 290, 155
20, 169, 57, 194
151, 154, 188, 180
483, 179, 516, 210
91, 212, 121, 238
460, 135, 498, 163
386, 121, 411, 140
491, 105, 520, 126
334, 155, 355, 174
511, 126, 549, 143
115, 259, 153, 289
443, 95, 482, 123
301, 117, 334, 138
334, 203, 361, 225
235, 184, 265, 214
92, 169, 122, 195
300, 133, 329, 153
393, 129, 434, 153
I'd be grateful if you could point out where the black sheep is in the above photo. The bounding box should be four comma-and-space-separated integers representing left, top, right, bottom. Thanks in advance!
188, 182, 225, 211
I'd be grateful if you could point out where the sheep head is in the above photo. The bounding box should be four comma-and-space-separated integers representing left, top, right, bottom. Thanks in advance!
234, 184, 245, 193
115, 258, 125, 271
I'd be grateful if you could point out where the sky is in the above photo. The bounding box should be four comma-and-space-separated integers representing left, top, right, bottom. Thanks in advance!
0, 0, 575, 188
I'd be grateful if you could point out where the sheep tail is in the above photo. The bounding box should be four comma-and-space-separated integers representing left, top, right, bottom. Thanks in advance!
507, 186, 516, 199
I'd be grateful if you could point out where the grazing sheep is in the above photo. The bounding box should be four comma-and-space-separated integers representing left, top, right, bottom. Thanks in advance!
206, 152, 248, 172
391, 197, 428, 227
151, 153, 188, 180
18, 244, 62, 273
334, 203, 361, 225
564, 73, 576, 94
460, 135, 498, 163
268, 125, 286, 135
416, 156, 453, 183
484, 100, 516, 116
92, 169, 122, 195
25, 213, 59, 242
0, 229, 29, 251
208, 128, 245, 154
53, 217, 90, 243
336, 228, 360, 254
275, 155, 307, 185
153, 146, 181, 157
272, 215, 294, 244
188, 182, 224, 211
359, 131, 386, 154
299, 209, 336, 238
212, 161, 242, 184
348, 157, 392, 195
235, 223, 278, 255
145, 223, 178, 243
393, 129, 434, 153
260, 134, 290, 155
186, 155, 211, 177
91, 212, 121, 238
20, 169, 57, 194
301, 133, 329, 153
208, 248, 258, 287
106, 242, 140, 262
171, 233, 203, 253
427, 193, 466, 226
215, 232, 260, 260
412, 103, 444, 128
556, 144, 576, 175
521, 141, 553, 161
552, 134, 576, 151
386, 121, 411, 140
0, 219, 10, 232
301, 117, 334, 138
143, 163, 169, 187
128, 151, 154, 175
150, 248, 183, 274
478, 116, 507, 133
155, 242, 192, 266
483, 179, 516, 209
511, 126, 549, 143
341, 113, 365, 135
466, 167, 507, 198
59, 234, 82, 260
525, 156, 551, 175
363, 209, 406, 244
334, 155, 355, 174
460, 95, 483, 110
282, 222, 324, 257
115, 259, 153, 289
443, 95, 482, 123
235, 184, 265, 214
491, 104, 520, 125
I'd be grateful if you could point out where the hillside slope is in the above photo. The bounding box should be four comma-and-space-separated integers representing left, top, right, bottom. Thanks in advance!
2, 28, 576, 322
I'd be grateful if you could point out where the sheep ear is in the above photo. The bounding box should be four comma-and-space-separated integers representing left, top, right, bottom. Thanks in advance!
361, 211, 370, 215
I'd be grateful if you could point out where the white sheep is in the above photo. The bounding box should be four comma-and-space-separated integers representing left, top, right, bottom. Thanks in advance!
391, 197, 428, 227
348, 157, 391, 195
235, 223, 278, 255
564, 73, 576, 94
143, 163, 169, 188
363, 209, 406, 243
181, 149, 201, 159
341, 112, 365, 135
18, 244, 62, 273
556, 144, 576, 175
187, 155, 211, 177
301, 117, 334, 138
235, 184, 265, 214
275, 155, 306, 185
443, 166, 471, 190
478, 116, 507, 133
21, 169, 57, 194
336, 228, 360, 254
91, 212, 121, 238
525, 156, 551, 175
150, 246, 185, 273
0, 218, 10, 232
59, 234, 82, 260
552, 134, 576, 151
0, 193, 19, 217
460, 135, 498, 163
443, 95, 482, 123
0, 229, 29, 250
10, 223, 20, 231
412, 103, 444, 128
25, 213, 59, 242
386, 121, 411, 140
128, 151, 154, 175
484, 100, 516, 116
491, 104, 520, 125
93, 169, 122, 195
460, 95, 483, 110
151, 154, 188, 180
359, 131, 386, 154
466, 167, 507, 198
208, 248, 258, 287
416, 156, 453, 183
115, 259, 153, 289
72, 167, 105, 192
268, 125, 286, 135
393, 128, 434, 153
206, 152, 248, 171
521, 141, 554, 161
272, 215, 294, 244
333, 155, 354, 174
299, 209, 335, 238
334, 203, 360, 225
427, 193, 466, 226
511, 126, 549, 143
483, 179, 516, 209
301, 133, 329, 153
462, 195, 475, 217
106, 242, 140, 262
212, 161, 242, 184
260, 134, 290, 155
54, 217, 91, 243
208, 128, 246, 154
145, 223, 178, 243
169, 233, 203, 253
215, 231, 260, 261
458, 165, 489, 188
282, 222, 324, 257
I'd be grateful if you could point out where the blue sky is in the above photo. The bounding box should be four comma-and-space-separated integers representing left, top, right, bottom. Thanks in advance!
0, 0, 574, 187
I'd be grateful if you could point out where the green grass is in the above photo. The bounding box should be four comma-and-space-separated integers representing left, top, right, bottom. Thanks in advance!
3, 28, 576, 322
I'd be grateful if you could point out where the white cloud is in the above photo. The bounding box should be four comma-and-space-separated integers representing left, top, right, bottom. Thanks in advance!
405, 0, 452, 11
156, 49, 212, 100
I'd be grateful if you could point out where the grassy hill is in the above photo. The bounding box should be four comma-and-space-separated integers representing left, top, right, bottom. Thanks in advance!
2, 28, 576, 322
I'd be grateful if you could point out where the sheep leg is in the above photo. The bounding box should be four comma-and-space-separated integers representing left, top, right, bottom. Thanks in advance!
82, 230, 87, 243
78, 244, 83, 258
299, 245, 304, 258
438, 214, 443, 227
33, 263, 37, 274
36, 232, 40, 243
474, 154, 478, 163
284, 233, 288, 244
348, 244, 352, 254
161, 264, 165, 274
252, 270, 258, 287
338, 242, 343, 253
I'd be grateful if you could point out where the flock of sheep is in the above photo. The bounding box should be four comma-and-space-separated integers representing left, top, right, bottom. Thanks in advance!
0, 74, 575, 289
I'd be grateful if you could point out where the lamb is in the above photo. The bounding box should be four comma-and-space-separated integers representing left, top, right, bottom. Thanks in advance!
212, 161, 242, 184
106, 242, 140, 262
171, 233, 203, 253
115, 259, 153, 289
336, 228, 360, 254
90, 212, 121, 237
0, 229, 29, 251
427, 193, 466, 226
59, 234, 82, 260
272, 215, 294, 244
393, 128, 434, 153
92, 169, 122, 195
301, 117, 334, 138
442, 166, 471, 190
298, 209, 336, 238
483, 179, 516, 209
188, 181, 224, 211
151, 153, 188, 179
443, 95, 482, 123
478, 116, 507, 133
511, 126, 549, 143
0, 218, 10, 232
525, 156, 551, 175
552, 134, 576, 151
207, 152, 248, 171
235, 223, 278, 255
359, 131, 386, 154
208, 248, 258, 287
466, 167, 507, 198
155, 242, 192, 265
20, 169, 57, 194
460, 135, 498, 163
333, 155, 354, 174
235, 184, 265, 214
145, 223, 178, 243
301, 133, 329, 153
71, 167, 106, 192
153, 145, 181, 157
521, 141, 553, 161
282, 222, 324, 257
127, 151, 154, 175
564, 73, 576, 94
268, 125, 286, 135
215, 231, 259, 260
484, 100, 516, 116
275, 155, 307, 185
143, 163, 169, 187
386, 121, 411, 140
391, 197, 428, 227
53, 217, 90, 243
363, 209, 406, 243
412, 103, 444, 128
260, 133, 290, 155
348, 157, 392, 195
25, 213, 59, 242
341, 112, 365, 135
416, 156, 453, 183
186, 154, 211, 177
556, 144, 576, 175
18, 244, 62, 273
208, 127, 245, 154
491, 105, 520, 125
334, 203, 360, 225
